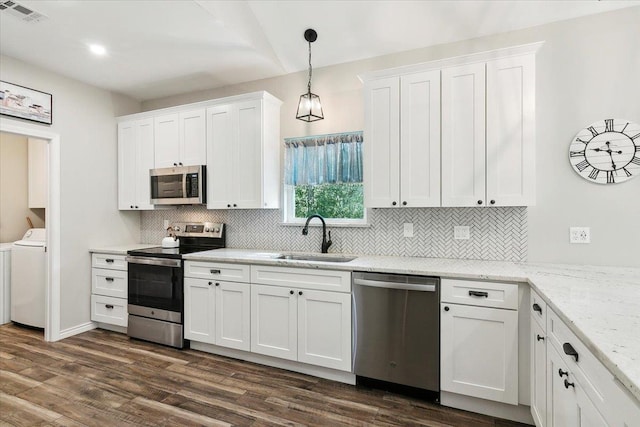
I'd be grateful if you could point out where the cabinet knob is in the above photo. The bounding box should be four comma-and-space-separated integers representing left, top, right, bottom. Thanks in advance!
130, 205, 134, 209
233, 203, 237, 208
564, 379, 575, 389
532, 303, 542, 314
135, 206, 139, 209
536, 334, 545, 342
477, 200, 483, 205
490, 200, 496, 205
173, 163, 178, 167
444, 306, 450, 312
563, 342, 579, 362
227, 204, 231, 208
298, 291, 303, 296
215, 282, 220, 286
558, 368, 568, 378
392, 201, 397, 206
208, 281, 212, 286
179, 162, 183, 166
289, 290, 294, 295
402, 201, 407, 206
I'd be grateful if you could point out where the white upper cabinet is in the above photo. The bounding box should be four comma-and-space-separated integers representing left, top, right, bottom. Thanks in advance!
154, 109, 206, 168
206, 93, 281, 210
364, 70, 440, 208
118, 118, 155, 210
442, 54, 536, 207
441, 63, 487, 207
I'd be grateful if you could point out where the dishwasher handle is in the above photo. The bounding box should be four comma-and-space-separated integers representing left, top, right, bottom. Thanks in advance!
353, 278, 436, 292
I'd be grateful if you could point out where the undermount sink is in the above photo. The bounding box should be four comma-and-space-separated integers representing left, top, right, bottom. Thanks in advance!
276, 254, 356, 263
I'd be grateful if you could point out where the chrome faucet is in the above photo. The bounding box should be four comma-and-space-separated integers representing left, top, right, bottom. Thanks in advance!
302, 214, 332, 253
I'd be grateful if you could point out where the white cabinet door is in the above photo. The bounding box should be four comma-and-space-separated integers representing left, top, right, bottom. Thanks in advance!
207, 104, 234, 209
118, 119, 155, 210
118, 121, 138, 210
233, 99, 263, 209
442, 63, 487, 207
179, 109, 206, 166
441, 302, 518, 404
215, 281, 250, 351
400, 70, 441, 207
251, 284, 297, 361
154, 113, 180, 168
486, 55, 536, 207
184, 278, 215, 344
363, 77, 400, 208
546, 343, 579, 427
531, 315, 547, 427
297, 289, 351, 371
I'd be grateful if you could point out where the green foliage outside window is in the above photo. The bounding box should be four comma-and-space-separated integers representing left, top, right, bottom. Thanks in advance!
294, 183, 364, 219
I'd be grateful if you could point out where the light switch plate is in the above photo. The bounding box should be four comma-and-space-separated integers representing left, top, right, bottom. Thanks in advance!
570, 227, 590, 244
163, 219, 170, 229
403, 223, 414, 238
454, 226, 470, 240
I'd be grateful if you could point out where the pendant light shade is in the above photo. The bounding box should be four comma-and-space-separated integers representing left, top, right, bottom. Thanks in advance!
296, 28, 324, 122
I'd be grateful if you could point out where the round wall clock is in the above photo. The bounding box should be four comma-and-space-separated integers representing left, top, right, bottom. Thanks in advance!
569, 118, 640, 184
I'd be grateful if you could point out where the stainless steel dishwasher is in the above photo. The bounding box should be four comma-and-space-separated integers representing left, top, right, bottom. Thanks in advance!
352, 271, 440, 396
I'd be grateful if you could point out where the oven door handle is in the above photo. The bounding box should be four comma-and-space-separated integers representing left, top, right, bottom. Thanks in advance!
125, 256, 182, 268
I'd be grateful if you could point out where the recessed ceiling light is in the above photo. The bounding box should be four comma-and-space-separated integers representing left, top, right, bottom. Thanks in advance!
89, 44, 107, 56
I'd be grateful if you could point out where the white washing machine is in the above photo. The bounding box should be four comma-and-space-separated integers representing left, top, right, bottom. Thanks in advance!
11, 228, 47, 328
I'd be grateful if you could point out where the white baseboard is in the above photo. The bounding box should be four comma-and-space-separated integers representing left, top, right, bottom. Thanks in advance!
95, 323, 127, 334
441, 391, 534, 425
190, 341, 356, 385
58, 321, 97, 339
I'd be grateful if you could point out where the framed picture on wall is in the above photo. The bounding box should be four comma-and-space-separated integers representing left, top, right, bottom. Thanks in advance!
0, 80, 52, 125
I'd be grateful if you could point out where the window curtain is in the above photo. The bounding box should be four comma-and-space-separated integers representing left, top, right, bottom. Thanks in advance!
284, 131, 363, 186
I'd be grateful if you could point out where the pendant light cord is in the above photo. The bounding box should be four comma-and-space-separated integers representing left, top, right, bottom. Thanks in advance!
307, 41, 312, 93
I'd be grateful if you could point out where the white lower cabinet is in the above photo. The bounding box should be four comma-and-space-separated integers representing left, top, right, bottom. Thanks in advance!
251, 284, 352, 372
184, 277, 250, 351
440, 302, 519, 404
90, 253, 128, 327
531, 314, 547, 427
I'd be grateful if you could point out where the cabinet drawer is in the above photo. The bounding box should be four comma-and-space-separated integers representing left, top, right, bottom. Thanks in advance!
91, 295, 127, 327
251, 265, 351, 293
530, 288, 547, 329
184, 261, 250, 282
441, 278, 518, 309
92, 268, 127, 298
92, 253, 127, 271
546, 308, 620, 422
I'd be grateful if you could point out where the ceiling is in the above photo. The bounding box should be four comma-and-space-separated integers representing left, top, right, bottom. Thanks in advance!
1, 0, 638, 101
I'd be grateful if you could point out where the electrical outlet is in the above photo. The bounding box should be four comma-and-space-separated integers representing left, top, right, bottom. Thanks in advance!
454, 226, 470, 240
163, 219, 170, 229
403, 223, 414, 238
570, 227, 590, 244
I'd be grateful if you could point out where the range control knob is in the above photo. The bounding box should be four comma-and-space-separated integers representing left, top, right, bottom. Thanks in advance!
204, 227, 210, 232
174, 226, 180, 232
214, 228, 220, 233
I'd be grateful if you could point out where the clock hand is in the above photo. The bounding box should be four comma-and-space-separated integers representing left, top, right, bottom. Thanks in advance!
607, 151, 616, 169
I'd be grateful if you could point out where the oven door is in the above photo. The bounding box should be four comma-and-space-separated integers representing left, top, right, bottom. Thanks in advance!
126, 256, 183, 314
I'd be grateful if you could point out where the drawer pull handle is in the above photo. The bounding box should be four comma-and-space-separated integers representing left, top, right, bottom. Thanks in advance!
105, 259, 114, 263
537, 335, 545, 342
210, 269, 221, 274
563, 343, 579, 362
532, 303, 542, 314
105, 304, 114, 309
105, 277, 114, 282
558, 369, 568, 378
564, 379, 575, 389
469, 290, 488, 298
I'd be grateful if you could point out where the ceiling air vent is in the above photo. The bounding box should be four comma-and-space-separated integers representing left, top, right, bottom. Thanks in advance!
0, 0, 47, 23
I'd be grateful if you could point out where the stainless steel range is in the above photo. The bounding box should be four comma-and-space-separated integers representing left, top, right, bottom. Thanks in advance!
125, 222, 225, 348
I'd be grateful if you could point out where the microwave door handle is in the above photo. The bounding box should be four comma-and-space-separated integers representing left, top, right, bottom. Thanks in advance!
182, 172, 188, 198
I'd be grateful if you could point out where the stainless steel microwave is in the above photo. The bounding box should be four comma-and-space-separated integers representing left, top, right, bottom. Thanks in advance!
150, 165, 206, 205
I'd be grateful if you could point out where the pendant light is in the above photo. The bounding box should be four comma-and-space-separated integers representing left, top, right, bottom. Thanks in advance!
296, 28, 324, 122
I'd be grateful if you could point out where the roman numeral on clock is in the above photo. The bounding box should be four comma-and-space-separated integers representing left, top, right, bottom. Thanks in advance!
631, 157, 640, 166
576, 160, 590, 172
607, 171, 615, 183
589, 168, 599, 180
623, 167, 632, 177
632, 133, 640, 141
570, 150, 585, 158
588, 126, 599, 137
605, 119, 614, 132
576, 138, 589, 145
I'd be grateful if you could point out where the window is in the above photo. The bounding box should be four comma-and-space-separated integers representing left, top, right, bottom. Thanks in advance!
283, 132, 366, 224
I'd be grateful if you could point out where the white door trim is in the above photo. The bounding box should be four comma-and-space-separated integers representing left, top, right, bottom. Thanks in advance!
0, 120, 61, 342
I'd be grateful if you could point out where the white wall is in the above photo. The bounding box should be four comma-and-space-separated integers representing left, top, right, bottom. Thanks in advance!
0, 55, 142, 330
143, 7, 640, 267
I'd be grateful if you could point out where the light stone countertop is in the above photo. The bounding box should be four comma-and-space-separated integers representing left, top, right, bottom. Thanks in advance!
183, 248, 640, 402
0, 243, 13, 252
89, 244, 158, 255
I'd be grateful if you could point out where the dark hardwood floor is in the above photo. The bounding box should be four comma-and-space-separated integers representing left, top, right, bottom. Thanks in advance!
0, 324, 530, 426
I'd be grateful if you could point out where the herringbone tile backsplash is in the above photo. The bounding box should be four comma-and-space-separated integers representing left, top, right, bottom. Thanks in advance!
141, 207, 527, 262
